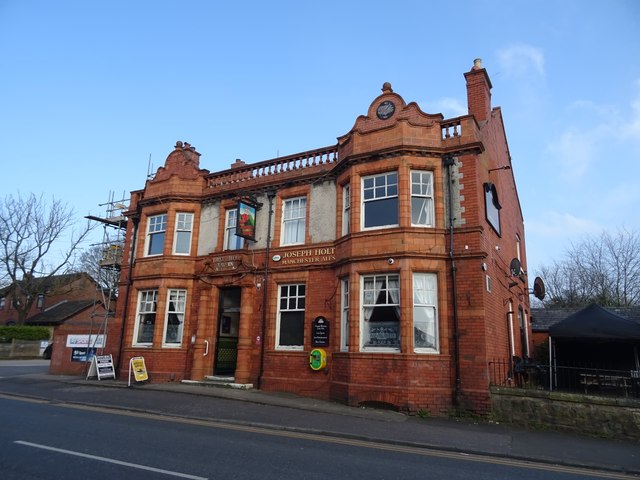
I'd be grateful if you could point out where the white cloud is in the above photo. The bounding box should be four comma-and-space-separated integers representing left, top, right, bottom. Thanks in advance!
546, 78, 640, 180
526, 212, 602, 239
546, 129, 595, 180
496, 44, 545, 77
428, 97, 467, 118
620, 78, 640, 141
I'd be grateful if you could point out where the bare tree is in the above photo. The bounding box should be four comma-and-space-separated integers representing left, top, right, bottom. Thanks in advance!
538, 228, 640, 307
75, 243, 122, 295
0, 193, 94, 324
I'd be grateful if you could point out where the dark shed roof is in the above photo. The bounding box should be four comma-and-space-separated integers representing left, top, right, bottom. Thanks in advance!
532, 305, 640, 332
25, 300, 95, 326
548, 303, 640, 341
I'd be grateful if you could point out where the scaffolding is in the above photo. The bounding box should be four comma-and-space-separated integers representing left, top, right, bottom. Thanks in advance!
84, 191, 128, 373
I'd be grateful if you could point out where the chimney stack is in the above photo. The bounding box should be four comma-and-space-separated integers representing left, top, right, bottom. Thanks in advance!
464, 58, 493, 123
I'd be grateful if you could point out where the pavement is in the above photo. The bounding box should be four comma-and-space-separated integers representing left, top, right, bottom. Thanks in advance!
1, 363, 639, 476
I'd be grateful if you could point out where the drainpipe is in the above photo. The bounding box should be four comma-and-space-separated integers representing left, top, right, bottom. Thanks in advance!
444, 155, 461, 406
257, 191, 276, 389
117, 215, 139, 371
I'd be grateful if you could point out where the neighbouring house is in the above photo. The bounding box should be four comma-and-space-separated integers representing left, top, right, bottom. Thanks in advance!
26, 299, 119, 374
112, 59, 532, 415
0, 272, 99, 325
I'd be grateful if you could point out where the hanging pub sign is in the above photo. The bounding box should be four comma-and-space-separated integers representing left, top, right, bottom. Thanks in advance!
236, 200, 258, 241
311, 316, 330, 347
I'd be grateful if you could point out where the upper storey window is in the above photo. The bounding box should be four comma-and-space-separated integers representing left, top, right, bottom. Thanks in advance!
173, 213, 193, 255
224, 209, 245, 251
411, 171, 434, 227
146, 214, 167, 256
282, 197, 306, 246
484, 183, 501, 235
342, 184, 351, 236
362, 172, 398, 229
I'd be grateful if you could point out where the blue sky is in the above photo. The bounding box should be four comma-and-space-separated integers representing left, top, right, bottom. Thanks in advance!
1, 0, 639, 277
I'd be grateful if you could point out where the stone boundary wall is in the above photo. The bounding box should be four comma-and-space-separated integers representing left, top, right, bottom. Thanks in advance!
0, 340, 42, 358
491, 387, 640, 442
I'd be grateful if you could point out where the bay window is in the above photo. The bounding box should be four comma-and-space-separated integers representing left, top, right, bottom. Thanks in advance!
146, 214, 167, 256
362, 172, 398, 229
413, 273, 438, 352
173, 213, 193, 255
361, 274, 400, 350
411, 171, 434, 227
134, 290, 158, 345
163, 289, 186, 346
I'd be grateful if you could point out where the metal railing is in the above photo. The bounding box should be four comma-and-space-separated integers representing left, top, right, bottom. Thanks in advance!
488, 358, 640, 399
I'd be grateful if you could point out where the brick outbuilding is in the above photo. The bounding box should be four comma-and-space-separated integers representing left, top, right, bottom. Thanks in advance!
114, 60, 532, 415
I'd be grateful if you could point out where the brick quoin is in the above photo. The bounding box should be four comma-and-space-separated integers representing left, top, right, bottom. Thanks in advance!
112, 60, 531, 416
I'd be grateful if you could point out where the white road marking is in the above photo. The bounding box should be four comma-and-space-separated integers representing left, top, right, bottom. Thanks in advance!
15, 440, 207, 480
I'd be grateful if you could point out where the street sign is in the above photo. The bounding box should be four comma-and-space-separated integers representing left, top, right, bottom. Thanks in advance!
87, 354, 116, 380
129, 356, 149, 386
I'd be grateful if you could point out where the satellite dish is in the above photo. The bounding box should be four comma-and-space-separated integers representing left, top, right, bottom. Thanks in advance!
509, 258, 522, 276
533, 277, 546, 300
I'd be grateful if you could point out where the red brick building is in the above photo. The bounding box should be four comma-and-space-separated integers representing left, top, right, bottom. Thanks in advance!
0, 273, 99, 325
114, 60, 532, 414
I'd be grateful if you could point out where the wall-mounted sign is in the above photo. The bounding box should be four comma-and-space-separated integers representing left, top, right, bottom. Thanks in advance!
66, 334, 105, 348
276, 247, 336, 266
311, 316, 330, 347
236, 200, 257, 241
71, 347, 97, 363
211, 254, 242, 272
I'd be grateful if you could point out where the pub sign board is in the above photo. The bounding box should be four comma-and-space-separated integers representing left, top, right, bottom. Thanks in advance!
235, 200, 257, 241
311, 316, 330, 347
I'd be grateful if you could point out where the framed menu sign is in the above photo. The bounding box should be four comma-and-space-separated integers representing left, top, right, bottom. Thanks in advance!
311, 316, 330, 347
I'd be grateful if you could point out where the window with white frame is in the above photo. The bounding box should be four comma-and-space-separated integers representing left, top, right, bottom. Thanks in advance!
163, 289, 186, 346
282, 197, 306, 245
362, 172, 398, 229
361, 274, 400, 350
276, 284, 305, 349
516, 233, 522, 261
146, 214, 167, 256
413, 273, 438, 352
172, 213, 193, 255
224, 209, 245, 250
0, 297, 5, 310
134, 290, 158, 345
411, 171, 434, 227
340, 278, 349, 351
342, 184, 351, 236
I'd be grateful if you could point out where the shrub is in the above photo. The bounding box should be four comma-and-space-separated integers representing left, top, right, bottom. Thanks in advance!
0, 326, 51, 343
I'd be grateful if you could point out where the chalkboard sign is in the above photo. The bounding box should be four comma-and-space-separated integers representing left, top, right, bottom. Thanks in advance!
311, 316, 330, 347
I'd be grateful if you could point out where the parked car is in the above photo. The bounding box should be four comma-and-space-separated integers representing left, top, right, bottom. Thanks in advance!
42, 343, 52, 359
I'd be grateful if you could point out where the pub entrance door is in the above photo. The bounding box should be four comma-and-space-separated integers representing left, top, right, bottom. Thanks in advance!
214, 287, 241, 376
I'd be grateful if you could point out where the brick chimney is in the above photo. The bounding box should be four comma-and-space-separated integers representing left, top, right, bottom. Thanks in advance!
464, 58, 493, 123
